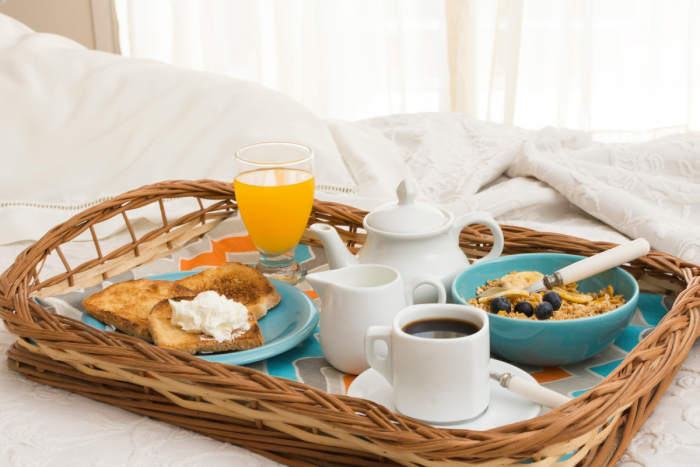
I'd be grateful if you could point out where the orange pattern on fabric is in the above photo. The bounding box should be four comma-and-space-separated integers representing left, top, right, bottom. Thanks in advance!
180, 236, 257, 271
530, 367, 572, 384
304, 290, 319, 300
343, 375, 357, 394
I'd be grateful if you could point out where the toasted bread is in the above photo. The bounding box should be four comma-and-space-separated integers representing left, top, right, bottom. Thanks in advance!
83, 279, 196, 342
174, 262, 281, 320
148, 297, 265, 354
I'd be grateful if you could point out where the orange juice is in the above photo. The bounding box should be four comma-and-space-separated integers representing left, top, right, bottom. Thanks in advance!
234, 168, 315, 254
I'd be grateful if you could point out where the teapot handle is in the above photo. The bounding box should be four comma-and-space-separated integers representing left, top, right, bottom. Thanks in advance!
451, 212, 504, 265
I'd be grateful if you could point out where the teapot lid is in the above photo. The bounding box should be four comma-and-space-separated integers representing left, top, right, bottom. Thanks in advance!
366, 179, 447, 233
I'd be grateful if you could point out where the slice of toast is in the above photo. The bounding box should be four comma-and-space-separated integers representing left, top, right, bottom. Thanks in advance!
83, 279, 196, 342
174, 262, 281, 320
148, 297, 265, 354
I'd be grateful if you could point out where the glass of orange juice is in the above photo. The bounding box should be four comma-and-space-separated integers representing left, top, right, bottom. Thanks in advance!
234, 142, 315, 284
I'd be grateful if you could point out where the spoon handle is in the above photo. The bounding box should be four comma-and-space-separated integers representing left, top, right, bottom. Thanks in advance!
557, 238, 650, 285
491, 372, 571, 409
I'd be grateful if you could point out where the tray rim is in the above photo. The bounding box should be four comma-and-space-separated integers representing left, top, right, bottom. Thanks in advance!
2, 179, 698, 467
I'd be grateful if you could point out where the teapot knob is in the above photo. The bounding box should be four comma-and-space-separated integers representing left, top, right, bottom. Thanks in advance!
396, 179, 417, 205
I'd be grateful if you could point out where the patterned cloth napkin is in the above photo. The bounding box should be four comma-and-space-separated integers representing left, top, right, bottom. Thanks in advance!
38, 212, 671, 399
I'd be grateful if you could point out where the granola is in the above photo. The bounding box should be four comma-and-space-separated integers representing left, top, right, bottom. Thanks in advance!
467, 271, 626, 321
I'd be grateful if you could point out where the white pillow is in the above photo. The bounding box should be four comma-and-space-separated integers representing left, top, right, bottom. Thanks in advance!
0, 15, 357, 244
0, 10, 34, 39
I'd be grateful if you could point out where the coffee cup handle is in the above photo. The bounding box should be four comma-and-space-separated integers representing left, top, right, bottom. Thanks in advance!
405, 275, 447, 306
365, 326, 393, 386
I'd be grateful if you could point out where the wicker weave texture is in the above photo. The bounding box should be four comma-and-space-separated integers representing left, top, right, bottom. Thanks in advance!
2, 180, 699, 467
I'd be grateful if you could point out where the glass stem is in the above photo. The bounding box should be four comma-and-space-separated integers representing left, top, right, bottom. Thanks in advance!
255, 246, 307, 284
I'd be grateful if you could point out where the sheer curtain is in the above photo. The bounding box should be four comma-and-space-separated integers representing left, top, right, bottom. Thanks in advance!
116, 0, 699, 140
115, 0, 450, 122
448, 0, 700, 141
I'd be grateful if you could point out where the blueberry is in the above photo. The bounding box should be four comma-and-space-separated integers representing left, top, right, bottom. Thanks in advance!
514, 301, 534, 317
490, 296, 511, 313
543, 291, 562, 310
535, 302, 554, 320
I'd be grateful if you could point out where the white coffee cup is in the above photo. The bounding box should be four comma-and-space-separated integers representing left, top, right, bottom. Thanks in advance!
364, 304, 490, 423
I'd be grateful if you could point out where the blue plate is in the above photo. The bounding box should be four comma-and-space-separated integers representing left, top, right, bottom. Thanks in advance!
452, 253, 640, 367
81, 271, 319, 365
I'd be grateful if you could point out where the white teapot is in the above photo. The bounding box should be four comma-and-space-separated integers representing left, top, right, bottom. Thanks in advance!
310, 179, 504, 303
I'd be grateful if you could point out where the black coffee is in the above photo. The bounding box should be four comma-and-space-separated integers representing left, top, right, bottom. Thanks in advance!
402, 318, 480, 339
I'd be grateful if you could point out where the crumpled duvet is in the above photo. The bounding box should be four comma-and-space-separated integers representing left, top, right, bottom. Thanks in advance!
360, 112, 700, 265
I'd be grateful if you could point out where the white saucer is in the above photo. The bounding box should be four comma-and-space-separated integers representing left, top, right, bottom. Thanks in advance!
347, 359, 541, 430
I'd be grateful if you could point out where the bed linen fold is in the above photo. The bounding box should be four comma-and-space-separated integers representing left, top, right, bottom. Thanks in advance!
360, 113, 700, 265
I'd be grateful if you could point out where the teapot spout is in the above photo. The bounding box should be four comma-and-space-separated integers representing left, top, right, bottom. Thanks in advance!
310, 224, 359, 270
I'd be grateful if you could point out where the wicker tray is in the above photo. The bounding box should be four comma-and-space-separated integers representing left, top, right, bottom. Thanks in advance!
2, 180, 699, 467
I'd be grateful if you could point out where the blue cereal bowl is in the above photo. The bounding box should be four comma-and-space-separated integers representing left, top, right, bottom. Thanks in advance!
452, 253, 639, 367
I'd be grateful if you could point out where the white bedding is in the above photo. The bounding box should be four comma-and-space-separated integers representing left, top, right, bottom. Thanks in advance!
1, 12, 700, 467
0, 14, 415, 245
2, 115, 699, 466
362, 112, 700, 264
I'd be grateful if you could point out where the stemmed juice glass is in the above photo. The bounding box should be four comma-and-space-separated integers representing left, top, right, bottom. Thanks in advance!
234, 142, 315, 284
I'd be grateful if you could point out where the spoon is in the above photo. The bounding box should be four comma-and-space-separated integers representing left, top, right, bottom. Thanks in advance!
477, 238, 650, 298
490, 371, 571, 409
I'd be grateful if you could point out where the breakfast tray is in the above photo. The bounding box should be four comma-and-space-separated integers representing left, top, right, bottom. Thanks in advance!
2, 180, 699, 467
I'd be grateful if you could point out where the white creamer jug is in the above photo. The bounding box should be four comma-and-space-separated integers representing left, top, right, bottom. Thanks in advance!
306, 264, 445, 375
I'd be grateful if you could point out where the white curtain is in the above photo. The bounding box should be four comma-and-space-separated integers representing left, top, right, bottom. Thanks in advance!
115, 0, 450, 122
116, 0, 700, 140
448, 0, 700, 141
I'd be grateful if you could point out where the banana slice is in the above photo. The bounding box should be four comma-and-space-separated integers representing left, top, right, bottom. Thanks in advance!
500, 271, 544, 289
552, 287, 593, 304
520, 271, 545, 285
500, 273, 527, 289
478, 289, 530, 304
